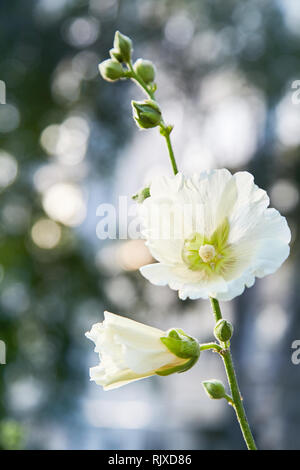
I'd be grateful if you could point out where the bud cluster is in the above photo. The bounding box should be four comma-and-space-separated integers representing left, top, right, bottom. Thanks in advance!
98, 31, 161, 131
98, 31, 132, 82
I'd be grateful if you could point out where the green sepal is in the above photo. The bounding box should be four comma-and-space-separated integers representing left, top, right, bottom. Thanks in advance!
160, 328, 200, 359
113, 31, 132, 63
132, 186, 151, 203
155, 328, 200, 376
109, 48, 123, 62
155, 356, 199, 376
132, 99, 162, 129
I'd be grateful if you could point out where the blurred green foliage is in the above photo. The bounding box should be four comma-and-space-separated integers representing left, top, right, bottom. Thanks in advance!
0, 419, 25, 450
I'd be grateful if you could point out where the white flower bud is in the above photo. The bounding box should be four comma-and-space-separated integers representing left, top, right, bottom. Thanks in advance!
86, 312, 198, 390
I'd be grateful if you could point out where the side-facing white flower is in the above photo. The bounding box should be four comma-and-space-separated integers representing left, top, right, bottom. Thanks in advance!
139, 170, 291, 301
86, 311, 200, 390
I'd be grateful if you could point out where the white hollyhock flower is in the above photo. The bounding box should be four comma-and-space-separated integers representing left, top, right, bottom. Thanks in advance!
139, 170, 291, 301
86, 311, 200, 390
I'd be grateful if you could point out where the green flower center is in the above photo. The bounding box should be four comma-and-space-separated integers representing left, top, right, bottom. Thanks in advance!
182, 218, 235, 276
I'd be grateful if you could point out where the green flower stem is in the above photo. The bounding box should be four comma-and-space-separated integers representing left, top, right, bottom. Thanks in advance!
159, 125, 178, 175
209, 297, 257, 450
127, 61, 178, 176
224, 393, 234, 405
199, 342, 222, 353
210, 297, 223, 322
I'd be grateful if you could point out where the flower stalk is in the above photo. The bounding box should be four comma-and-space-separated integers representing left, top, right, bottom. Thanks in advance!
209, 297, 257, 450
95, 30, 275, 451
104, 36, 178, 175
127, 57, 178, 174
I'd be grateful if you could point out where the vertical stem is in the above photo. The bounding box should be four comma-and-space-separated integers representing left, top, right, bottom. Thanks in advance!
160, 126, 178, 175
210, 297, 257, 450
210, 297, 222, 322
222, 349, 257, 450
127, 62, 178, 175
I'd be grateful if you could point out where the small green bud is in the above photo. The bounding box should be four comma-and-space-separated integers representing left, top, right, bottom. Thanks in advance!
214, 319, 234, 343
202, 379, 226, 399
133, 58, 156, 83
109, 48, 123, 62
132, 186, 151, 203
132, 99, 162, 129
156, 328, 200, 376
113, 31, 132, 63
98, 59, 125, 82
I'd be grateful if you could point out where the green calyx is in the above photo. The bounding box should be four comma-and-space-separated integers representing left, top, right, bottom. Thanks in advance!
156, 328, 200, 376
109, 48, 123, 63
182, 218, 235, 276
132, 99, 162, 129
132, 186, 151, 203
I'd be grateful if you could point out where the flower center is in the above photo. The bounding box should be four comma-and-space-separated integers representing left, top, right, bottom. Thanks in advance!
181, 218, 235, 277
198, 244, 216, 263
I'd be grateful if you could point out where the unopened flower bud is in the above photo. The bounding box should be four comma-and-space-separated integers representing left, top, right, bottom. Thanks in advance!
157, 328, 200, 376
202, 379, 226, 399
86, 313, 200, 390
113, 31, 132, 63
109, 48, 123, 62
133, 58, 156, 84
98, 59, 124, 82
132, 186, 151, 203
132, 99, 162, 129
214, 319, 234, 343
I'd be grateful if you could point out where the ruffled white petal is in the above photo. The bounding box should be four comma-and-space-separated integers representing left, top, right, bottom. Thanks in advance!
214, 271, 255, 301
89, 364, 153, 390
140, 263, 177, 286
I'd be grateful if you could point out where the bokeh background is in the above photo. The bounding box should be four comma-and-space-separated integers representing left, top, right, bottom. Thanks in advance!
0, 0, 300, 450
